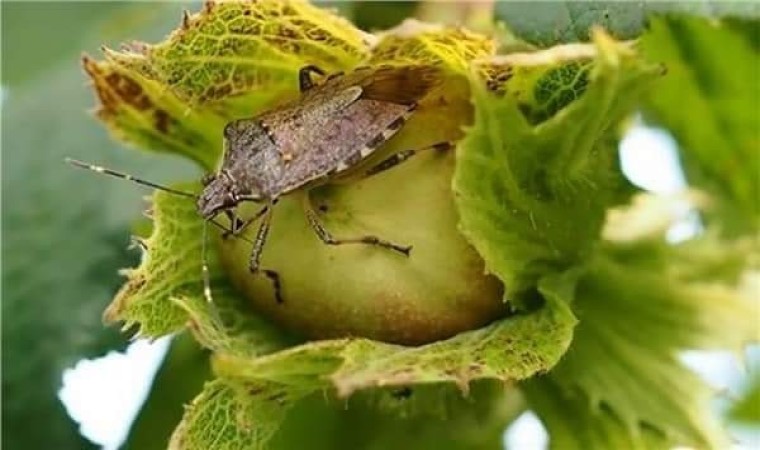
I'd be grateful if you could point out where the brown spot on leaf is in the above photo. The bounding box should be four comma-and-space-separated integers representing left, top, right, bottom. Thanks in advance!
105, 73, 141, 106
307, 28, 328, 41
154, 109, 170, 133
391, 387, 413, 399
181, 10, 191, 30
248, 386, 264, 396
85, 55, 154, 114
201, 84, 233, 102
265, 391, 288, 402
280, 26, 297, 39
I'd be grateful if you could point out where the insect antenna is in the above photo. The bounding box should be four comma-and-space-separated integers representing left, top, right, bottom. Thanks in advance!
66, 158, 266, 308
65, 158, 198, 199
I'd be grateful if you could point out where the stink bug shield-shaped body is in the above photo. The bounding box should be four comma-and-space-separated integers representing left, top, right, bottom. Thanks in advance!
199, 65, 441, 212
197, 65, 444, 302
70, 64, 447, 304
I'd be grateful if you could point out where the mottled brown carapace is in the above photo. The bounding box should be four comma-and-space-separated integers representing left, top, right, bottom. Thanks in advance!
196, 64, 448, 303
198, 65, 441, 215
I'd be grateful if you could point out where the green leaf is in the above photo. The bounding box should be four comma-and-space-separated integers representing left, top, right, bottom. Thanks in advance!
730, 371, 760, 424
454, 30, 661, 300
147, 0, 370, 108
369, 19, 495, 70
82, 54, 225, 171
104, 187, 294, 356
525, 236, 759, 448
170, 280, 574, 449
171, 379, 522, 450
200, 381, 522, 450
84, 0, 371, 171
174, 284, 299, 357
124, 334, 212, 450
169, 378, 300, 450
1, 4, 195, 449
495, 2, 759, 46
103, 185, 205, 337
348, 1, 419, 31
640, 15, 760, 235
523, 377, 671, 450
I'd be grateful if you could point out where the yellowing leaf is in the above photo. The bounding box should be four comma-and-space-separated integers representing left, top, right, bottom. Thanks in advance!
84, 0, 371, 170
364, 21, 496, 155
148, 1, 371, 109
370, 19, 495, 70
83, 54, 225, 170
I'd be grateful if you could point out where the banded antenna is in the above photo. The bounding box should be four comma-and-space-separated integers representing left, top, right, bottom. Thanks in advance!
65, 158, 198, 198
65, 157, 252, 305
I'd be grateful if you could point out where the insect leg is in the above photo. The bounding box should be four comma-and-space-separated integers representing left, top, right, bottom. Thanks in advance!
222, 205, 268, 238
299, 65, 326, 92
365, 142, 453, 177
221, 210, 243, 239
248, 206, 284, 304
302, 192, 411, 256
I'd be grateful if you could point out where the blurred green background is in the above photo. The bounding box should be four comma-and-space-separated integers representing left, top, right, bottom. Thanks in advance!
2, 3, 197, 449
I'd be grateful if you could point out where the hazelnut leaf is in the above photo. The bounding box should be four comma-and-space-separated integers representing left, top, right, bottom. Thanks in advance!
84, 0, 372, 171
454, 30, 662, 300
525, 235, 759, 449
169, 274, 576, 450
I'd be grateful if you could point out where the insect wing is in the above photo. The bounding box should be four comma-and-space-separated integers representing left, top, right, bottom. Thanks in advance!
262, 65, 441, 194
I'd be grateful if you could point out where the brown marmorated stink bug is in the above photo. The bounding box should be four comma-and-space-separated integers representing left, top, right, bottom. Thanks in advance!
68, 64, 452, 304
